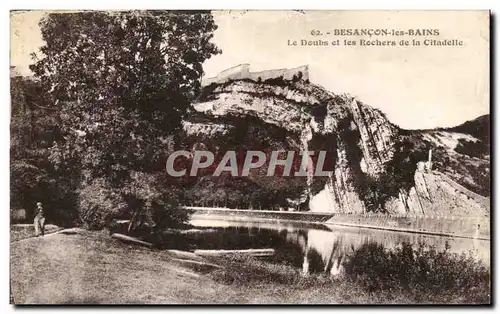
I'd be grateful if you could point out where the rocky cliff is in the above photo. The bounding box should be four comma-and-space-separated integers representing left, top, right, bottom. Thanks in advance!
183, 75, 490, 218
385, 162, 489, 217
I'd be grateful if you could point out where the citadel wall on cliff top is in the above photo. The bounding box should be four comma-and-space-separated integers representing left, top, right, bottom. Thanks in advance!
190, 66, 489, 221
202, 64, 310, 86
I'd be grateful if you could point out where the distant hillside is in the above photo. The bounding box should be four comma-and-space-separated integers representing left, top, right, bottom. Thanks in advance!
398, 114, 490, 198
445, 114, 490, 143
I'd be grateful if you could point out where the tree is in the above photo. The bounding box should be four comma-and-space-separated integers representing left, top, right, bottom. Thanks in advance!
10, 75, 78, 225
30, 11, 221, 229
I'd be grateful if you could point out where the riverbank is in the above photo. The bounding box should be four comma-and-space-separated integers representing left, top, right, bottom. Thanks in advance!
10, 229, 490, 304
187, 207, 490, 240
10, 229, 253, 304
10, 224, 63, 242
10, 229, 350, 304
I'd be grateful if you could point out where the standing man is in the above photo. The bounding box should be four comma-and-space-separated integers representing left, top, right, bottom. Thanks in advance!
34, 202, 46, 237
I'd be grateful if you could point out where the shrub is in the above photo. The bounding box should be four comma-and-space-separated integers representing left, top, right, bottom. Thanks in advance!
77, 178, 126, 230
263, 75, 286, 86
10, 160, 79, 226
291, 71, 304, 82
454, 138, 488, 158
297, 71, 303, 81
78, 171, 191, 232
310, 104, 328, 124
197, 82, 219, 102
342, 241, 490, 303
206, 241, 490, 303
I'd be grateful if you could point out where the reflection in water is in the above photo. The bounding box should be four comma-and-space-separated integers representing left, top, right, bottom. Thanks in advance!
179, 217, 490, 275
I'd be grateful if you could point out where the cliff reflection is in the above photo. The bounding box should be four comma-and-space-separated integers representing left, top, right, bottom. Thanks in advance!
179, 218, 490, 275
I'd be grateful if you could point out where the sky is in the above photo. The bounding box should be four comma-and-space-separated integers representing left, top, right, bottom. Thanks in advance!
10, 10, 490, 129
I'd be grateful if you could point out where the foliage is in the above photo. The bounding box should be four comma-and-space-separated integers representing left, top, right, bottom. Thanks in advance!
398, 130, 490, 197
445, 114, 490, 143
77, 178, 125, 230
454, 138, 489, 158
209, 241, 490, 304
78, 171, 189, 231
310, 104, 328, 124
28, 11, 220, 229
291, 71, 303, 82
179, 115, 311, 210
342, 241, 490, 303
263, 75, 287, 86
358, 133, 432, 212
10, 75, 79, 226
10, 160, 78, 226
197, 82, 219, 102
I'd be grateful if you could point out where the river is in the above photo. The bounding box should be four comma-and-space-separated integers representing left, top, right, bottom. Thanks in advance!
173, 215, 490, 275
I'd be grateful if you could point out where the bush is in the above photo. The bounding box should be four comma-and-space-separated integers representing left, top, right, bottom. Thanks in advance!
77, 178, 126, 230
77, 172, 190, 232
205, 241, 490, 304
310, 104, 328, 124
342, 241, 490, 303
10, 160, 79, 226
454, 138, 488, 158
263, 75, 286, 86
197, 82, 219, 102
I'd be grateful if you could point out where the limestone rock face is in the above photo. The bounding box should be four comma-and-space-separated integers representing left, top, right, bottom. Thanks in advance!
187, 80, 398, 213
309, 142, 367, 214
185, 77, 489, 216
385, 163, 490, 217
192, 81, 318, 132
349, 99, 396, 175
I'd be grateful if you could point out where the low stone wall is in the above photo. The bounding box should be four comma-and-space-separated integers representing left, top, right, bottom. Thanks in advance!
325, 213, 490, 240
187, 207, 490, 240
188, 207, 332, 223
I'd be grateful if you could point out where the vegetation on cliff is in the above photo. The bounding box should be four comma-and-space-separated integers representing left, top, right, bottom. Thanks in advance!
179, 114, 310, 210
186, 77, 490, 212
12, 31, 490, 224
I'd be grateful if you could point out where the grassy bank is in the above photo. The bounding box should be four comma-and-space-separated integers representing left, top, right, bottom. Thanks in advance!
10, 224, 63, 242
206, 242, 490, 304
11, 229, 238, 304
11, 229, 347, 304
10, 229, 490, 304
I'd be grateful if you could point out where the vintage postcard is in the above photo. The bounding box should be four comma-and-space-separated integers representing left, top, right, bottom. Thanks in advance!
10, 10, 490, 304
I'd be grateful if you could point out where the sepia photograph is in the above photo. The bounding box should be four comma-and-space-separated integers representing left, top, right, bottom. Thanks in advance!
9, 10, 490, 304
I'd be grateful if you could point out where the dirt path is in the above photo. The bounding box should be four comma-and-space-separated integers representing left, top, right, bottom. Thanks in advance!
11, 230, 330, 304
10, 231, 235, 304
10, 224, 63, 242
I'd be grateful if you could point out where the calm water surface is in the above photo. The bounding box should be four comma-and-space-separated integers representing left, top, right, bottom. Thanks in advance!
167, 216, 490, 275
